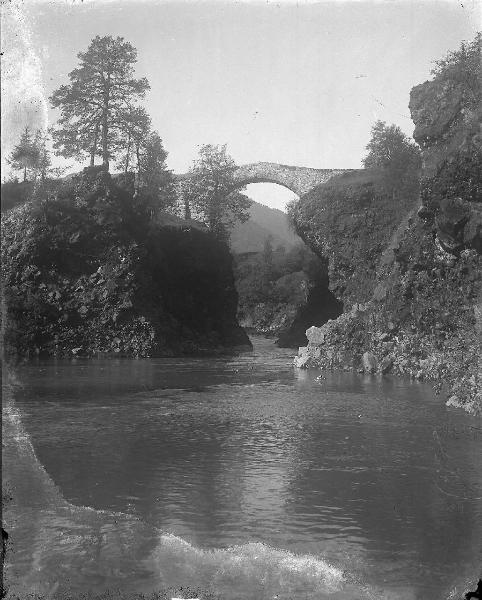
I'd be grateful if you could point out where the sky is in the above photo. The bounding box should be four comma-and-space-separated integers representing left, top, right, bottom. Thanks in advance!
1, 0, 480, 210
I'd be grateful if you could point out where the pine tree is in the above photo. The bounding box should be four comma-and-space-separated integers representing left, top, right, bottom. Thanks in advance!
116, 107, 151, 177
33, 130, 52, 181
8, 127, 40, 182
50, 36, 150, 170
138, 132, 176, 211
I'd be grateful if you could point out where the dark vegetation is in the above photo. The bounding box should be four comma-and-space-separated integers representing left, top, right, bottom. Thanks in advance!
1, 181, 33, 213
233, 240, 342, 345
1, 168, 249, 358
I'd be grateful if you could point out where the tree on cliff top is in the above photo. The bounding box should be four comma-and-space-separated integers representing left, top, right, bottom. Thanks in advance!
363, 121, 421, 199
50, 36, 150, 170
136, 131, 176, 214
116, 107, 152, 176
182, 144, 252, 241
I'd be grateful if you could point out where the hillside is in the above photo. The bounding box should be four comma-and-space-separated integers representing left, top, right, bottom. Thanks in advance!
230, 200, 300, 254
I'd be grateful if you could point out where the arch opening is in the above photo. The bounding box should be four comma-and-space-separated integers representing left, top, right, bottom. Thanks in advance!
231, 182, 343, 348
243, 182, 299, 213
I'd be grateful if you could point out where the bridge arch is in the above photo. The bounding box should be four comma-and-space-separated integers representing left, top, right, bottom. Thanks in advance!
231, 162, 349, 196
175, 162, 353, 198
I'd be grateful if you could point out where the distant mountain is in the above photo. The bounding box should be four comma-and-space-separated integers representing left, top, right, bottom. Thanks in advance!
230, 201, 300, 254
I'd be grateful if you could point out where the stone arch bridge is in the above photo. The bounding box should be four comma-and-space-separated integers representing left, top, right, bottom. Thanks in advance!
176, 162, 353, 197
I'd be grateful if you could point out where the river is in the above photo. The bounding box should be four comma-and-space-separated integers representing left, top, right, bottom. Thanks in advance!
2, 336, 481, 599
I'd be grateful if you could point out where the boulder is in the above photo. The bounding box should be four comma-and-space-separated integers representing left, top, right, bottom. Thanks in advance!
436, 197, 471, 252
294, 346, 321, 368
379, 356, 393, 374
362, 351, 378, 373
417, 204, 434, 222
305, 325, 325, 346
409, 79, 466, 178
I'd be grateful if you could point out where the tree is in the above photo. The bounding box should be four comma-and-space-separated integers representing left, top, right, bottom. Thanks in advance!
52, 114, 101, 166
33, 130, 52, 181
431, 33, 481, 103
262, 235, 274, 275
50, 36, 150, 170
137, 132, 176, 211
116, 107, 151, 176
183, 144, 252, 240
8, 127, 40, 182
362, 121, 421, 198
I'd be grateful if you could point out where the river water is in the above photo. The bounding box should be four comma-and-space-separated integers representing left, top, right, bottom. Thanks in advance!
2, 336, 482, 600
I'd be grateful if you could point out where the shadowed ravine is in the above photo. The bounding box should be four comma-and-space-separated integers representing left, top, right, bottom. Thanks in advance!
2, 338, 482, 599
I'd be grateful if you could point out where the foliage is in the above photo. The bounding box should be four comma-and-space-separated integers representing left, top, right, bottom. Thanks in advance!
116, 106, 151, 175
182, 144, 252, 241
8, 127, 41, 182
115, 120, 176, 213
1, 181, 32, 212
50, 36, 150, 169
234, 241, 325, 314
362, 121, 421, 198
33, 130, 52, 181
7, 127, 54, 183
431, 32, 481, 104
234, 238, 341, 343
137, 132, 176, 212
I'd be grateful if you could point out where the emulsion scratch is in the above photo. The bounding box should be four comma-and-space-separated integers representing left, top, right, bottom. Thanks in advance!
1, 1, 48, 175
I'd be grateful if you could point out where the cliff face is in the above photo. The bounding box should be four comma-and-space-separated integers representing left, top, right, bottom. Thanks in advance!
292, 38, 481, 414
409, 55, 482, 254
289, 169, 420, 307
1, 169, 250, 358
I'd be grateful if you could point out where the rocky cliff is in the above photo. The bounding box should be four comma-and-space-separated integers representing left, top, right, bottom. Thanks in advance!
291, 36, 481, 415
288, 168, 420, 307
1, 169, 251, 358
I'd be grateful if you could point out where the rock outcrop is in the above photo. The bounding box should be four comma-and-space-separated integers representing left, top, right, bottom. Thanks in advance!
409, 35, 482, 254
1, 169, 251, 358
292, 36, 481, 415
276, 281, 342, 347
288, 169, 420, 307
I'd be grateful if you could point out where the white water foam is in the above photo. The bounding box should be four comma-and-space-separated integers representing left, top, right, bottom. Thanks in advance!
161, 533, 343, 585
149, 533, 386, 600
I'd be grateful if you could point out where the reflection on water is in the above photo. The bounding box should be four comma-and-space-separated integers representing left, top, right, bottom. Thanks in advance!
3, 337, 482, 599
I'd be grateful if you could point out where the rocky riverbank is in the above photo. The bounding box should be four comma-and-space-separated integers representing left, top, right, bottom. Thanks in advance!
291, 37, 481, 415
